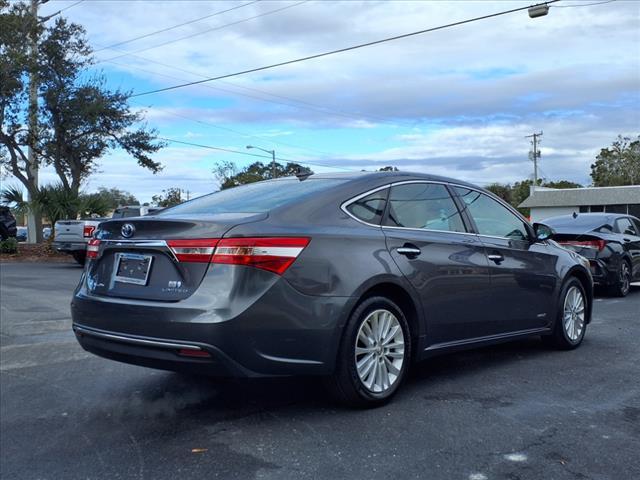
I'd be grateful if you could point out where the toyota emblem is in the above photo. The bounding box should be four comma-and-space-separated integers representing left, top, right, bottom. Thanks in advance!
121, 223, 135, 238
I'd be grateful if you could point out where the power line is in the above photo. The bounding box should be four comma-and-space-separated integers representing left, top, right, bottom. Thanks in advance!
99, 1, 309, 63
553, 0, 615, 7
158, 137, 355, 171
58, 0, 85, 13
111, 58, 415, 128
131, 1, 560, 98
93, 1, 260, 53
131, 99, 336, 157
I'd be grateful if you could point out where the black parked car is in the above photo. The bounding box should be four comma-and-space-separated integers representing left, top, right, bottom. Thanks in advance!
542, 213, 640, 297
72, 172, 593, 406
0, 206, 17, 240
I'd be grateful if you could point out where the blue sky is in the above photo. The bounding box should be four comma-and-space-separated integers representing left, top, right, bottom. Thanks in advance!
26, 0, 640, 202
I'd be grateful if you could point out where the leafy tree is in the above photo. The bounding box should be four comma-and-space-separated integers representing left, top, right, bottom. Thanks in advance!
543, 180, 583, 189
152, 188, 184, 208
590, 135, 640, 186
485, 179, 581, 216
95, 187, 138, 210
485, 183, 511, 202
0, 1, 163, 240
213, 161, 305, 189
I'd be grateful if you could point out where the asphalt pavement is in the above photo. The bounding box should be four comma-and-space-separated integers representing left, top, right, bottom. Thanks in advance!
1, 262, 639, 480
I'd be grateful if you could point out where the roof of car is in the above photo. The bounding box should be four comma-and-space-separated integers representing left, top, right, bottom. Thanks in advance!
270, 171, 482, 189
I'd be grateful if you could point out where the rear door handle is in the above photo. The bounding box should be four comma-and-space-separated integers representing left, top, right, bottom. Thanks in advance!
397, 246, 421, 257
487, 253, 504, 264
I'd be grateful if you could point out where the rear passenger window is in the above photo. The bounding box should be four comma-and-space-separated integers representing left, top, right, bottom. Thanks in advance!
616, 218, 638, 235
346, 189, 388, 225
384, 183, 466, 232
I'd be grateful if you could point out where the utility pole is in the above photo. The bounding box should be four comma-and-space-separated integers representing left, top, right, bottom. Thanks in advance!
526, 131, 543, 190
25, 0, 55, 243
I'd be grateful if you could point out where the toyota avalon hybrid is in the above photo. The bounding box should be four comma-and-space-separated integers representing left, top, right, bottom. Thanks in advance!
72, 172, 593, 406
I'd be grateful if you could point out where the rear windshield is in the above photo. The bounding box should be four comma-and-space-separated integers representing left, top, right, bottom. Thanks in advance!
157, 178, 347, 216
544, 215, 612, 229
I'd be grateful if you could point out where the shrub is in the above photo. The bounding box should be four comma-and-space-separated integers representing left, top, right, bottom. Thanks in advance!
0, 237, 18, 254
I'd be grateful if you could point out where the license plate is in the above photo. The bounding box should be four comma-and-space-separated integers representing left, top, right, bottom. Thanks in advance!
114, 253, 153, 286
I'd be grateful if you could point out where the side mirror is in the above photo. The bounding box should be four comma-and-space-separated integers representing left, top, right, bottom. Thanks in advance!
533, 223, 555, 241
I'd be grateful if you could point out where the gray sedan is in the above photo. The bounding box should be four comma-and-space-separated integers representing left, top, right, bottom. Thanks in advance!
71, 171, 593, 406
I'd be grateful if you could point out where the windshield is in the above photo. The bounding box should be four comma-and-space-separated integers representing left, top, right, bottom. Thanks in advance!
157, 178, 347, 216
544, 214, 611, 230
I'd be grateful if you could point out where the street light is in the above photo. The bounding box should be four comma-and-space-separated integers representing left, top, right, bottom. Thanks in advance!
528, 3, 550, 18
246, 145, 277, 179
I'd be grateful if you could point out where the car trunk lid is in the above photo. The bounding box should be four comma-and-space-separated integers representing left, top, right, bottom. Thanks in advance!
86, 213, 267, 301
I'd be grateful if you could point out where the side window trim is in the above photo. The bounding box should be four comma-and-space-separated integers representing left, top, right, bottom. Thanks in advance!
341, 185, 390, 227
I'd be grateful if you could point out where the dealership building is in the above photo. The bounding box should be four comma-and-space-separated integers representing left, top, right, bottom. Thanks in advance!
519, 185, 640, 222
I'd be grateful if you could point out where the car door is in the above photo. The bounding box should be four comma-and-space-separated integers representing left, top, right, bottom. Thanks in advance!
451, 186, 558, 334
616, 217, 640, 280
382, 182, 494, 346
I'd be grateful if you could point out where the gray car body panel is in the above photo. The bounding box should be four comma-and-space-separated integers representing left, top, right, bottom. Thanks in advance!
71, 172, 593, 377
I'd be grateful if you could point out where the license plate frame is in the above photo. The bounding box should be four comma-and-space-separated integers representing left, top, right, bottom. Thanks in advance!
113, 252, 153, 286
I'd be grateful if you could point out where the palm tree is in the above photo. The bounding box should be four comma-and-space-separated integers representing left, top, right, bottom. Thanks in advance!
1, 183, 110, 238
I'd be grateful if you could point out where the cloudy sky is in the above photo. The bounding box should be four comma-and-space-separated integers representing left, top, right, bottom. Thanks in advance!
32, 0, 640, 202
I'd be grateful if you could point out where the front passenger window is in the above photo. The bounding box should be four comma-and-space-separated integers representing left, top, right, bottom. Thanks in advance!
616, 218, 637, 236
453, 187, 529, 240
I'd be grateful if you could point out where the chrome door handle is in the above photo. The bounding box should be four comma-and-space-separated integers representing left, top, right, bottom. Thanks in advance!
487, 254, 504, 263
397, 247, 421, 256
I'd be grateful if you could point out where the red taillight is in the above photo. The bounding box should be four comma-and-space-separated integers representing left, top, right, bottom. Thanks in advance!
177, 348, 211, 358
558, 240, 606, 251
86, 238, 100, 259
212, 237, 310, 275
83, 225, 96, 238
167, 239, 219, 263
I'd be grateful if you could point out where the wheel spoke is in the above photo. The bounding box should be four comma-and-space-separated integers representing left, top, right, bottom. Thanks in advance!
384, 356, 400, 375
380, 361, 390, 390
356, 346, 375, 355
382, 325, 400, 345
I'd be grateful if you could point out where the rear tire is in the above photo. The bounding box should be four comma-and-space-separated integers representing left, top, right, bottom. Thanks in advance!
609, 260, 631, 297
543, 277, 587, 350
72, 251, 86, 266
326, 296, 411, 408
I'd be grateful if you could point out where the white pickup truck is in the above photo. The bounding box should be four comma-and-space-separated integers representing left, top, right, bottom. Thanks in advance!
53, 205, 162, 264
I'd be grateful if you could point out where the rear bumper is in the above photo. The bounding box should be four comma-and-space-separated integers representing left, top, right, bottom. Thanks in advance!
71, 267, 353, 377
588, 258, 617, 286
73, 324, 256, 377
53, 241, 87, 253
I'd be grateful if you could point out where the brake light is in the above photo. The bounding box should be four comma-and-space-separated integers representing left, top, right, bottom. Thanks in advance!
167, 239, 219, 263
212, 237, 310, 275
86, 238, 100, 259
177, 348, 211, 358
83, 225, 96, 238
558, 240, 606, 251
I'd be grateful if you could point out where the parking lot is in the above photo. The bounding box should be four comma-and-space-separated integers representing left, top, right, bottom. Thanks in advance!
1, 261, 639, 480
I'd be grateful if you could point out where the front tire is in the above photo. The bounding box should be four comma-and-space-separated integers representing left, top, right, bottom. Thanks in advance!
544, 277, 588, 350
71, 251, 86, 266
609, 260, 631, 297
326, 296, 411, 408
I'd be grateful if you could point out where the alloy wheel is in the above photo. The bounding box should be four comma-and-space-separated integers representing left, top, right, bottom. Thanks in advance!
354, 309, 405, 393
620, 262, 631, 296
563, 286, 585, 342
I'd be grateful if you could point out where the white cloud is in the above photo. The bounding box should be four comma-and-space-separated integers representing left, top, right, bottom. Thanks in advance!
27, 0, 640, 194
